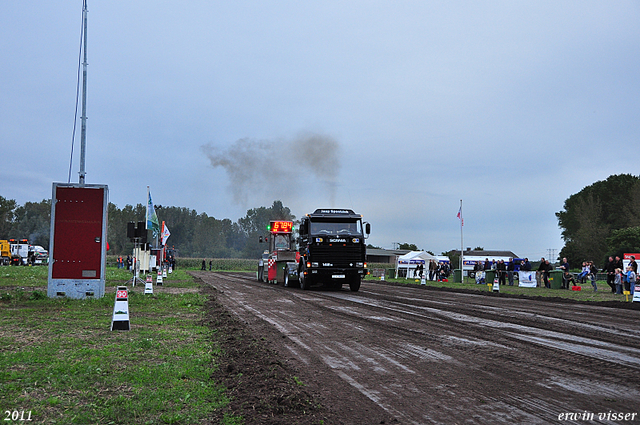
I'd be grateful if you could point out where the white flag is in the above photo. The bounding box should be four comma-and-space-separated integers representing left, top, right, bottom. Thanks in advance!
161, 222, 171, 246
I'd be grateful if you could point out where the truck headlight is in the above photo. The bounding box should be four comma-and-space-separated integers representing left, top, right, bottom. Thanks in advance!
311, 262, 319, 268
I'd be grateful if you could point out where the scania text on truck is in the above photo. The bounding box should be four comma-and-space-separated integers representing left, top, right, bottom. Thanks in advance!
297, 209, 370, 292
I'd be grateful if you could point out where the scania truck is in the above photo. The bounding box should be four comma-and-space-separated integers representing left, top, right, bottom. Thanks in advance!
297, 209, 370, 291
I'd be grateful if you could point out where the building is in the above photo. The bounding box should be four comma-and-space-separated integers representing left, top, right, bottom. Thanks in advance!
366, 248, 410, 264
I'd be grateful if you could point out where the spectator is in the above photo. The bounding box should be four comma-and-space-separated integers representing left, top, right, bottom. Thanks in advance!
559, 258, 570, 288
629, 256, 638, 275
605, 256, 616, 293
209, 260, 212, 271
429, 260, 437, 281
507, 259, 515, 286
522, 258, 532, 271
627, 266, 637, 295
577, 262, 589, 283
201, 259, 206, 271
614, 268, 623, 295
473, 261, 484, 284
559, 257, 570, 273
537, 258, 547, 288
483, 258, 491, 271
588, 261, 598, 292
614, 256, 624, 273
497, 259, 507, 286
563, 271, 577, 288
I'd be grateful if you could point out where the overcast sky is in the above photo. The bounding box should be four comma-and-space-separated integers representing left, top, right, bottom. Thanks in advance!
2, 1, 639, 260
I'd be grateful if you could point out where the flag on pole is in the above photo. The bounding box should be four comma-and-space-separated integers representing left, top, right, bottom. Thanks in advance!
147, 190, 160, 238
457, 207, 464, 226
161, 221, 171, 246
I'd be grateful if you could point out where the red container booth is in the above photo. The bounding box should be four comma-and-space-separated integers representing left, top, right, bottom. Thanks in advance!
47, 183, 109, 299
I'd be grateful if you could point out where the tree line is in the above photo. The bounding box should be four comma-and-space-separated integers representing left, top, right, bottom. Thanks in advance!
0, 196, 295, 259
3, 175, 639, 265
557, 174, 640, 268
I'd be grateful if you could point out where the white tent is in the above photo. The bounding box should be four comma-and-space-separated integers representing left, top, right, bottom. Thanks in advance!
395, 251, 438, 279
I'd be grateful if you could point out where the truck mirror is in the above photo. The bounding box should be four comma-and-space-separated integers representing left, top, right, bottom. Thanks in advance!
365, 223, 371, 235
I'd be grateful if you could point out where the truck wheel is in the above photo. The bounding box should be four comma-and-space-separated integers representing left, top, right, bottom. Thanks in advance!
299, 268, 310, 290
349, 277, 361, 292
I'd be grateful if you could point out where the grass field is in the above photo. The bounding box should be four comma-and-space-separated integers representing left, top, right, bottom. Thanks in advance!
0, 266, 239, 425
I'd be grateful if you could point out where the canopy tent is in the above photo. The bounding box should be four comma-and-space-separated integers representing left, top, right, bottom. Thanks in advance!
395, 251, 441, 279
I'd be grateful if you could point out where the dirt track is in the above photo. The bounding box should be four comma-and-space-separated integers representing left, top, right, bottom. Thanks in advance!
196, 272, 640, 424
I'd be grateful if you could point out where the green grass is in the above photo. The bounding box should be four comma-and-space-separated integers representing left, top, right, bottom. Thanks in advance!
0, 266, 237, 424
364, 274, 631, 302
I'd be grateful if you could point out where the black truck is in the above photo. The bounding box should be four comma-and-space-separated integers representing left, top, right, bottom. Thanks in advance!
297, 209, 370, 291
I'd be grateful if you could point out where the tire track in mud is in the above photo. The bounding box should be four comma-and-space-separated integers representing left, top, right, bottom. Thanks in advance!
201, 272, 640, 424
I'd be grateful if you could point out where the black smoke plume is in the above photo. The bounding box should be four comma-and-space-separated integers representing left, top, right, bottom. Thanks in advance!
202, 133, 340, 207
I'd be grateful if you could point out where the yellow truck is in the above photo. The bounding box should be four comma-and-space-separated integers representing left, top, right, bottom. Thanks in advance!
0, 240, 10, 265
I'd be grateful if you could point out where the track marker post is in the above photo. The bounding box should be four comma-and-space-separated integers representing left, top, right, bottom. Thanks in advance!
492, 277, 500, 293
111, 286, 130, 331
633, 285, 640, 302
144, 275, 153, 295
157, 269, 163, 286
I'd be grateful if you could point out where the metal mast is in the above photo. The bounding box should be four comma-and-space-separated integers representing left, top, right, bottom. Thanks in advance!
79, 0, 88, 185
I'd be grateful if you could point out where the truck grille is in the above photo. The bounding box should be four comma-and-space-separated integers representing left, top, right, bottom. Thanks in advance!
310, 244, 364, 266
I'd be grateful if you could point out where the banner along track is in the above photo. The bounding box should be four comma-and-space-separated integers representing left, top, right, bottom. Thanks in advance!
197, 271, 640, 424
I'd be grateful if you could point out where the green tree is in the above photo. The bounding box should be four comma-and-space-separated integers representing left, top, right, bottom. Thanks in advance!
238, 201, 296, 258
607, 227, 640, 259
557, 174, 640, 267
0, 196, 17, 239
398, 243, 418, 251
442, 249, 460, 270
11, 200, 51, 247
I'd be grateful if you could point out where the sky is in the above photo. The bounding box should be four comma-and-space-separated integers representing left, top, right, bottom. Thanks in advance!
2, 1, 639, 260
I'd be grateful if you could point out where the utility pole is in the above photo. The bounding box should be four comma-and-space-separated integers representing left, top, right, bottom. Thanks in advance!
547, 248, 557, 264
79, 0, 88, 185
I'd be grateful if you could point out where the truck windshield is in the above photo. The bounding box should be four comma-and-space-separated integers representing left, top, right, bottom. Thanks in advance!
274, 234, 290, 250
309, 220, 362, 236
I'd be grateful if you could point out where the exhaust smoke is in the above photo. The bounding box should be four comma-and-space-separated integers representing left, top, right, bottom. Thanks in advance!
202, 133, 340, 207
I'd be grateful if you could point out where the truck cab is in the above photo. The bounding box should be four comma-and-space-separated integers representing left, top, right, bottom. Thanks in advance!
297, 209, 370, 291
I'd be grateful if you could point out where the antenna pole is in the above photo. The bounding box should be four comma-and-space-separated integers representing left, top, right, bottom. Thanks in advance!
79, 0, 88, 185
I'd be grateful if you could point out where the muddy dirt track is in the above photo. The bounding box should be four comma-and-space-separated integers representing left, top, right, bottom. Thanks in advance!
195, 272, 640, 424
